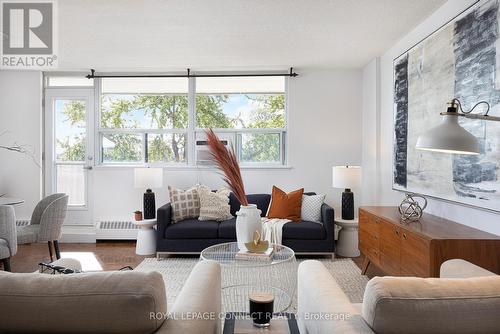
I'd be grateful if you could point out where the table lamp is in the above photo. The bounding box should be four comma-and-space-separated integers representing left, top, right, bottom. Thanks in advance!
332, 165, 361, 220
134, 168, 163, 219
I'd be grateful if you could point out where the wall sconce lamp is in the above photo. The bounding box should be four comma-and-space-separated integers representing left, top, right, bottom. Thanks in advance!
416, 98, 498, 155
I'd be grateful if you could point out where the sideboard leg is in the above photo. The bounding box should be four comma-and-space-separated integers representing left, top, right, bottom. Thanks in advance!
361, 256, 370, 275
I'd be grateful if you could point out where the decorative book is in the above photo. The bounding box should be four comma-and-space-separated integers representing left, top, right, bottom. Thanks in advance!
235, 247, 274, 261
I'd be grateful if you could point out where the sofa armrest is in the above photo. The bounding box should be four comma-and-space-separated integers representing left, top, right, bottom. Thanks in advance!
440, 259, 497, 278
157, 203, 172, 242
157, 260, 221, 334
321, 203, 335, 238
298, 260, 373, 334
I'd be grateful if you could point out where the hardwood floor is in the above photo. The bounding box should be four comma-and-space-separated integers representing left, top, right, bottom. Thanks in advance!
3, 240, 384, 278
6, 241, 148, 273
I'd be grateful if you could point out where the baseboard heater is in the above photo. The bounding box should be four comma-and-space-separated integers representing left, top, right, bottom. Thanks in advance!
96, 221, 139, 240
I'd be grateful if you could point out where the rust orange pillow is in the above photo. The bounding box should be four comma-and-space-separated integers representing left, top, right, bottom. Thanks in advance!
267, 186, 304, 222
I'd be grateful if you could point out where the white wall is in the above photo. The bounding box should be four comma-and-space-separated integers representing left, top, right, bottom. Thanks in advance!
361, 58, 379, 206
364, 0, 500, 235
0, 69, 363, 225
0, 71, 43, 218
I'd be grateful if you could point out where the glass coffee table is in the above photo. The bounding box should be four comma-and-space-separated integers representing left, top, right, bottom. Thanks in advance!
200, 242, 297, 313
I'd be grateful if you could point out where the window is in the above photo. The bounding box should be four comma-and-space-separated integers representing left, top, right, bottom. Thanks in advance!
45, 74, 287, 167
53, 97, 89, 206
99, 78, 188, 164
195, 77, 286, 165
46, 76, 94, 87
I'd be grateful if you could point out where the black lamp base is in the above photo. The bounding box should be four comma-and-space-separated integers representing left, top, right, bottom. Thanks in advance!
341, 189, 354, 220
143, 189, 156, 219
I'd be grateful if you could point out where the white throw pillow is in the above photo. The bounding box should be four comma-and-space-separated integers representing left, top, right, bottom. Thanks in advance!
168, 186, 200, 223
301, 194, 326, 222
197, 186, 234, 221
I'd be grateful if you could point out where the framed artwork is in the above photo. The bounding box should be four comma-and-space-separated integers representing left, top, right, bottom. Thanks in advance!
393, 0, 500, 212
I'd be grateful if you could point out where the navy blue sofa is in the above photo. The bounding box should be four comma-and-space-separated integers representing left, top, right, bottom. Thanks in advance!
156, 192, 335, 256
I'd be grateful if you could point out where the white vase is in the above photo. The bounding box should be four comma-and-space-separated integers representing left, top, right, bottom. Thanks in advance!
235, 204, 262, 251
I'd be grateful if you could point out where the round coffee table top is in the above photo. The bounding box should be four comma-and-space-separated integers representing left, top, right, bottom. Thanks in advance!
200, 242, 295, 267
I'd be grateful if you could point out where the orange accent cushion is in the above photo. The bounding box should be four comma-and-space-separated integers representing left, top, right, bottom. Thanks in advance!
267, 186, 304, 222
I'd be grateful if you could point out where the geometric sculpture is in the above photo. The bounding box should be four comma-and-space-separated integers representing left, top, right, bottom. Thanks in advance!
398, 193, 427, 222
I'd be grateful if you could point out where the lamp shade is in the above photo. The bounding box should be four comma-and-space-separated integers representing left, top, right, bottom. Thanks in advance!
134, 168, 163, 189
332, 166, 361, 189
416, 114, 479, 155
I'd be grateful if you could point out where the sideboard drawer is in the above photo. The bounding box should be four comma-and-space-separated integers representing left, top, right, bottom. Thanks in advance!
360, 228, 379, 250
359, 211, 380, 237
359, 228, 380, 266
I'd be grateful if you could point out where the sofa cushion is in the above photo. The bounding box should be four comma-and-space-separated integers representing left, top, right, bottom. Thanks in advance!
197, 186, 233, 221
268, 186, 304, 222
165, 219, 219, 239
218, 218, 236, 239
168, 186, 200, 223
229, 193, 271, 217
282, 221, 326, 240
301, 194, 326, 222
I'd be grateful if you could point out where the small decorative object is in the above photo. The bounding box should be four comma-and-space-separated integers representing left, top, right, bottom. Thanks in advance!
1, 131, 41, 169
245, 231, 269, 253
206, 129, 262, 251
332, 166, 361, 220
134, 210, 143, 221
398, 193, 427, 222
249, 292, 274, 328
134, 168, 163, 219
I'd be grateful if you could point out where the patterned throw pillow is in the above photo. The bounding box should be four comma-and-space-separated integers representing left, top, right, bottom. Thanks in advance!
168, 186, 200, 223
197, 186, 234, 221
301, 194, 326, 223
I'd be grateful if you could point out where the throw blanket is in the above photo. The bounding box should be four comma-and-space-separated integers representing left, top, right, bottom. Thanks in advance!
261, 217, 291, 245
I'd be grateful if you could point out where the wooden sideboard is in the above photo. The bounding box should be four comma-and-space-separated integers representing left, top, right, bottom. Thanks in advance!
359, 206, 500, 277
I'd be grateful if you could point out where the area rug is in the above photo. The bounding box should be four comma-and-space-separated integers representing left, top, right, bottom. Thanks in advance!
135, 257, 368, 312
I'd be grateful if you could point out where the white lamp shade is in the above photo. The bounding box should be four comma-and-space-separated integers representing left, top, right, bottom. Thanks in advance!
134, 168, 163, 189
332, 166, 361, 189
416, 114, 479, 155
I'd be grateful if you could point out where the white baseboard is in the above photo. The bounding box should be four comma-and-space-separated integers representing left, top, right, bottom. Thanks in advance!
60, 225, 97, 243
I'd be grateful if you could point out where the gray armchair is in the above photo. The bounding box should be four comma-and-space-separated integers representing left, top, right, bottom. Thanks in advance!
0, 205, 17, 271
17, 193, 68, 261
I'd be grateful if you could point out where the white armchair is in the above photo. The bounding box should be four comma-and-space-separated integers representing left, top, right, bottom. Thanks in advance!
298, 259, 500, 334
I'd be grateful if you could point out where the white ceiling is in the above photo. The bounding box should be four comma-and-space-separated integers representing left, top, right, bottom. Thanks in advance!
57, 0, 446, 71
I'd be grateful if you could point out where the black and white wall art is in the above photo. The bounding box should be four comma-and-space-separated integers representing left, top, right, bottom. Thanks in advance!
393, 0, 500, 212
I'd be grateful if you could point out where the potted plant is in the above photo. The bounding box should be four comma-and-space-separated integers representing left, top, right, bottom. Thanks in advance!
134, 210, 143, 221
206, 129, 262, 250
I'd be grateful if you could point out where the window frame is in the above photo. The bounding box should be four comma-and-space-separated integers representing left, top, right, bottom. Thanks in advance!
45, 73, 289, 168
